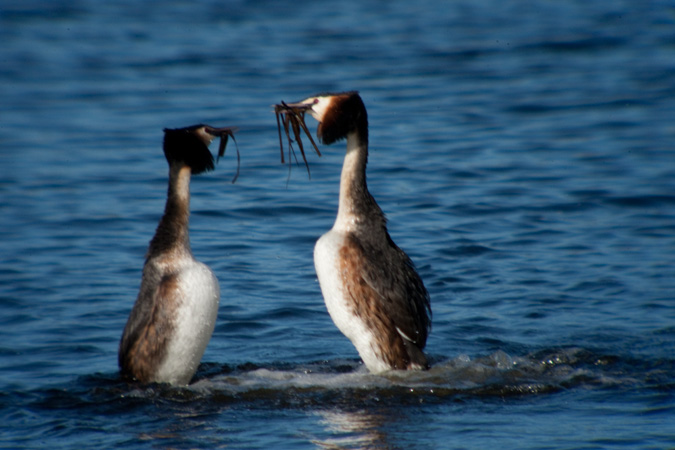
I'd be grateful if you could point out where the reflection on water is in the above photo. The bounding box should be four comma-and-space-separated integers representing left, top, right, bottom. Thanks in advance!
314, 409, 391, 450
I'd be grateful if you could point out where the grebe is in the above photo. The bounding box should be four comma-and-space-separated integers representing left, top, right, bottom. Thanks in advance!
275, 92, 431, 372
119, 124, 237, 385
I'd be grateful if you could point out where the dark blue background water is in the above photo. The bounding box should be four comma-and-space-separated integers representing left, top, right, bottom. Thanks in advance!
1, 1, 674, 448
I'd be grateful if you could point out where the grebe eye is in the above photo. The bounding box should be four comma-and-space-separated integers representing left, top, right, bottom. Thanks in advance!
313, 99, 319, 104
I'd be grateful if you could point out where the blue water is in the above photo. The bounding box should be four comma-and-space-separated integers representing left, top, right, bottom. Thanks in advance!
1, 0, 674, 448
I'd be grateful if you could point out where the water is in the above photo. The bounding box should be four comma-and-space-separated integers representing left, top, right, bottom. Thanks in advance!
1, 0, 674, 448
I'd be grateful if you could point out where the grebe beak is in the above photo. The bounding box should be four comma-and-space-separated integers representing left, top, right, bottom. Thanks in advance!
204, 126, 240, 183
275, 100, 313, 112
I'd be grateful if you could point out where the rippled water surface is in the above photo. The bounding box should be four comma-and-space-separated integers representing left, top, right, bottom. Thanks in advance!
1, 0, 674, 448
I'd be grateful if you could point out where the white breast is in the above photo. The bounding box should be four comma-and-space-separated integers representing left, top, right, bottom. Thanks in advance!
314, 230, 390, 372
154, 260, 220, 385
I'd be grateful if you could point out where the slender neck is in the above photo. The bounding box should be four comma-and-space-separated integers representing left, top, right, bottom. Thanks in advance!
334, 131, 384, 232
148, 164, 192, 257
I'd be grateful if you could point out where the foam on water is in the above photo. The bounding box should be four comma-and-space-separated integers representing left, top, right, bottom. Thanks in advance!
112, 347, 658, 405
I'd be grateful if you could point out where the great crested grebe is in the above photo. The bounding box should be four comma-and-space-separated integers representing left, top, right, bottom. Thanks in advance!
275, 91, 431, 372
119, 124, 237, 385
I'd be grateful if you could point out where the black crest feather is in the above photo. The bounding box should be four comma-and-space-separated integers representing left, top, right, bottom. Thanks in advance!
163, 125, 215, 175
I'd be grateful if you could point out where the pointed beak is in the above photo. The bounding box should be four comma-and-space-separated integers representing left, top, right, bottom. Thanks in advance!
203, 125, 238, 138
203, 125, 238, 159
203, 125, 240, 183
273, 100, 312, 114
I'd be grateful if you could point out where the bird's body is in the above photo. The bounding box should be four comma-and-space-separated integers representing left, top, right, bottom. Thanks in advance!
281, 92, 431, 372
119, 125, 234, 385
121, 243, 219, 385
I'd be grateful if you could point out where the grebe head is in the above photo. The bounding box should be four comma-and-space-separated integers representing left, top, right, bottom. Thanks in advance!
163, 125, 238, 177
282, 91, 367, 145
274, 91, 368, 175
